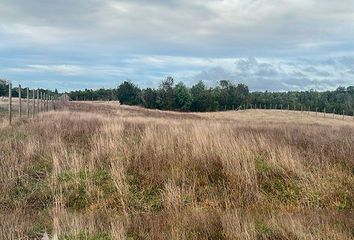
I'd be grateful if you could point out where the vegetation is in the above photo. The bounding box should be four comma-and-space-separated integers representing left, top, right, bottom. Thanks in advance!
0, 79, 59, 99
1, 102, 353, 239
2, 78, 353, 114
66, 78, 354, 114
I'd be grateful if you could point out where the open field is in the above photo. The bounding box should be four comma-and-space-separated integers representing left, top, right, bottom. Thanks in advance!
0, 97, 55, 122
0, 97, 30, 120
1, 101, 353, 239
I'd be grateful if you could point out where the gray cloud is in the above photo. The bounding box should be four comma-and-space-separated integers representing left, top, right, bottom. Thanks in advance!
1, 0, 354, 56
0, 1, 354, 90
193, 57, 354, 91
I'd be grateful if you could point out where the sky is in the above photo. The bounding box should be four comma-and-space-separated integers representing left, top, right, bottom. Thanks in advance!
1, 0, 354, 92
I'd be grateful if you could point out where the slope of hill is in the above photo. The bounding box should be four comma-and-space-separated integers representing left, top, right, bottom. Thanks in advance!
0, 102, 353, 239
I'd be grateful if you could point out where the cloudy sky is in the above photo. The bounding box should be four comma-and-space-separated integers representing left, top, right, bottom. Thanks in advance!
1, 0, 354, 91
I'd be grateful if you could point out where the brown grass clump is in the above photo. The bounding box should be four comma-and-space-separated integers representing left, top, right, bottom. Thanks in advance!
0, 102, 353, 239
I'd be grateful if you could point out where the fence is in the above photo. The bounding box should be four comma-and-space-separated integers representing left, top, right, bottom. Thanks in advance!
3, 82, 354, 123
240, 103, 354, 121
3, 81, 68, 125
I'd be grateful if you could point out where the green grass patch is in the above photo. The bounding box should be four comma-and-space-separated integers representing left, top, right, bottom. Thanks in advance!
10, 177, 53, 209
255, 157, 302, 205
9, 158, 53, 209
27, 156, 53, 180
126, 171, 163, 213
255, 219, 297, 240
59, 170, 117, 211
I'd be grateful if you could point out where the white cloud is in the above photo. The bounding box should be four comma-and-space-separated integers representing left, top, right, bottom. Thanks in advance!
192, 57, 354, 91
0, 0, 354, 90
1, 0, 353, 55
4, 64, 132, 77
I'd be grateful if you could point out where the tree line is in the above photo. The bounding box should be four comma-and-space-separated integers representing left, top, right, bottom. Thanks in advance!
67, 77, 354, 114
250, 86, 354, 114
0, 80, 59, 98
1, 78, 353, 114
68, 77, 250, 112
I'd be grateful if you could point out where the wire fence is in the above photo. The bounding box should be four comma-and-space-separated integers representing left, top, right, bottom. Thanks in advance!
238, 103, 354, 121
2, 81, 68, 125
2, 81, 353, 124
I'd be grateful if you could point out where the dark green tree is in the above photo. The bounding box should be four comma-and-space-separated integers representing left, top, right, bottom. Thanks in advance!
116, 81, 141, 105
142, 88, 158, 109
190, 81, 218, 111
157, 76, 175, 110
174, 82, 192, 111
0, 79, 7, 96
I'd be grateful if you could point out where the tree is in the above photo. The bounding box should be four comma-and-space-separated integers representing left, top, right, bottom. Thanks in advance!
0, 79, 7, 96
58, 78, 354, 115
218, 80, 232, 109
116, 81, 141, 105
190, 81, 217, 111
216, 80, 250, 110
347, 86, 354, 94
174, 82, 192, 111
142, 88, 158, 109
235, 83, 249, 105
157, 76, 175, 110
190, 81, 208, 111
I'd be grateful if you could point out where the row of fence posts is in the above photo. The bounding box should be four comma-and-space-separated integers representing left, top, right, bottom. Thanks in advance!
7, 81, 68, 125
239, 103, 354, 120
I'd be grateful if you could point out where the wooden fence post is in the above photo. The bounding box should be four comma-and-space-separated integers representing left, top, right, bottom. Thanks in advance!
19, 84, 22, 119
32, 89, 35, 117
47, 95, 49, 111
8, 81, 12, 124
43, 93, 46, 111
27, 87, 30, 118
40, 92, 43, 112
37, 90, 40, 114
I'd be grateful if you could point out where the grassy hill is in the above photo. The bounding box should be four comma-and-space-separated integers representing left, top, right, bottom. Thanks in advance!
0, 102, 353, 239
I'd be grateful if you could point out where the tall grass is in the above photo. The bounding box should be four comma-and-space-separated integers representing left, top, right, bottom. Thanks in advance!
0, 102, 353, 239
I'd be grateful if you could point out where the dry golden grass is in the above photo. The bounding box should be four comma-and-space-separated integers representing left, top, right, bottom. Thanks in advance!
0, 101, 353, 239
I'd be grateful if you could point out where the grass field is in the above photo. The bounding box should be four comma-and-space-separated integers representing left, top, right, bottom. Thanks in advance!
0, 101, 353, 239
0, 97, 26, 121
